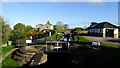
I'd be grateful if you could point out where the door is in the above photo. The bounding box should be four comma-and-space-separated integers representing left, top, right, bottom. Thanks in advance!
106, 29, 114, 37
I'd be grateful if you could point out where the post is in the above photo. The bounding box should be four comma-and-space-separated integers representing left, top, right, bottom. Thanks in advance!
57, 42, 59, 51
56, 34, 58, 41
45, 35, 46, 40
67, 42, 70, 51
46, 42, 47, 51
49, 32, 52, 36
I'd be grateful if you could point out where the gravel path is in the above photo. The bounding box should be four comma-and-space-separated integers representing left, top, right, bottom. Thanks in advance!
0, 48, 18, 63
82, 36, 120, 46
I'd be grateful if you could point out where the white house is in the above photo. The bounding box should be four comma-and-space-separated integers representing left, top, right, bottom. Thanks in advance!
87, 22, 119, 38
36, 21, 54, 32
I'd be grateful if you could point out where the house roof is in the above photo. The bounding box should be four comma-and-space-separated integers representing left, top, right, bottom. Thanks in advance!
45, 21, 52, 25
36, 24, 43, 27
88, 22, 118, 29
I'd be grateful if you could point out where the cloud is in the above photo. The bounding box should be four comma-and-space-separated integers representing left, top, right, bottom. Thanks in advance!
1, 0, 119, 2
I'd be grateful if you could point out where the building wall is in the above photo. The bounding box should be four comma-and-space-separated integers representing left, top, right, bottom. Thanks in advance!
36, 23, 54, 31
40, 25, 54, 31
88, 28, 119, 38
114, 29, 119, 38
88, 28, 102, 34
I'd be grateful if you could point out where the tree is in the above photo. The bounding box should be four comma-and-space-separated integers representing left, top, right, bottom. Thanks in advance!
64, 24, 69, 29
56, 21, 64, 26
14, 23, 25, 32
25, 26, 36, 37
0, 16, 11, 44
55, 21, 66, 30
25, 25, 34, 32
10, 30, 26, 40
10, 23, 36, 44
10, 23, 27, 44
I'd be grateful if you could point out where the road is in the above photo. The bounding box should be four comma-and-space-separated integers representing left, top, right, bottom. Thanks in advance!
82, 36, 120, 46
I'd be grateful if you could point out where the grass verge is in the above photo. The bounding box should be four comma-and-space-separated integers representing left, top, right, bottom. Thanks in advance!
74, 36, 90, 42
100, 43, 120, 48
86, 47, 120, 68
1, 54, 22, 68
37, 33, 58, 40
34, 45, 44, 49
77, 36, 120, 68
0, 46, 14, 58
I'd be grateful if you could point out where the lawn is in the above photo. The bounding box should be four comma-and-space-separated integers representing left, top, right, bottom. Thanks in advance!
74, 36, 120, 68
86, 47, 120, 68
100, 43, 120, 48
34, 45, 45, 49
1, 35, 119, 68
74, 36, 90, 42
75, 36, 120, 68
0, 46, 14, 58
0, 46, 22, 68
76, 30, 88, 33
37, 33, 60, 41
1, 45, 44, 68
1, 54, 22, 68
73, 35, 120, 51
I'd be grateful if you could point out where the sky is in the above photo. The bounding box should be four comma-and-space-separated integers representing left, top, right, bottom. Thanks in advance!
1, 0, 120, 2
1, 2, 119, 29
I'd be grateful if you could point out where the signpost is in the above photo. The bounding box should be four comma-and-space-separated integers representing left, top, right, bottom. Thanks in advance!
92, 42, 100, 46
26, 40, 32, 43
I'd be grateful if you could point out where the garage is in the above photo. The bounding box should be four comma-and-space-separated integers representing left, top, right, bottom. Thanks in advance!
106, 29, 114, 37
87, 22, 119, 38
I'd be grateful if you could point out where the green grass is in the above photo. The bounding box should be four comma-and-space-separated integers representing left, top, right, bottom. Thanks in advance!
0, 46, 14, 58
77, 35, 120, 68
100, 43, 120, 48
37, 33, 58, 40
34, 45, 44, 49
72, 36, 120, 68
74, 36, 90, 42
1, 54, 22, 68
77, 30, 88, 33
86, 47, 120, 68
74, 36, 120, 49
79, 35, 120, 48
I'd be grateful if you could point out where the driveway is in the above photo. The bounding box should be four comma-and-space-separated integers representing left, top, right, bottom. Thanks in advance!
82, 36, 120, 46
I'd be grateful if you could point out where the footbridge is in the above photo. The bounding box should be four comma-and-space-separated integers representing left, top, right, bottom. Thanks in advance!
45, 41, 70, 51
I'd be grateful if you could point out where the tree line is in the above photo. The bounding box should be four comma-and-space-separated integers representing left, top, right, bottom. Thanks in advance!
0, 16, 69, 45
0, 16, 36, 45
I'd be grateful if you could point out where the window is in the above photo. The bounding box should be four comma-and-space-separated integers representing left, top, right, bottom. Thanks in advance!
46, 26, 49, 28
100, 29, 101, 33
